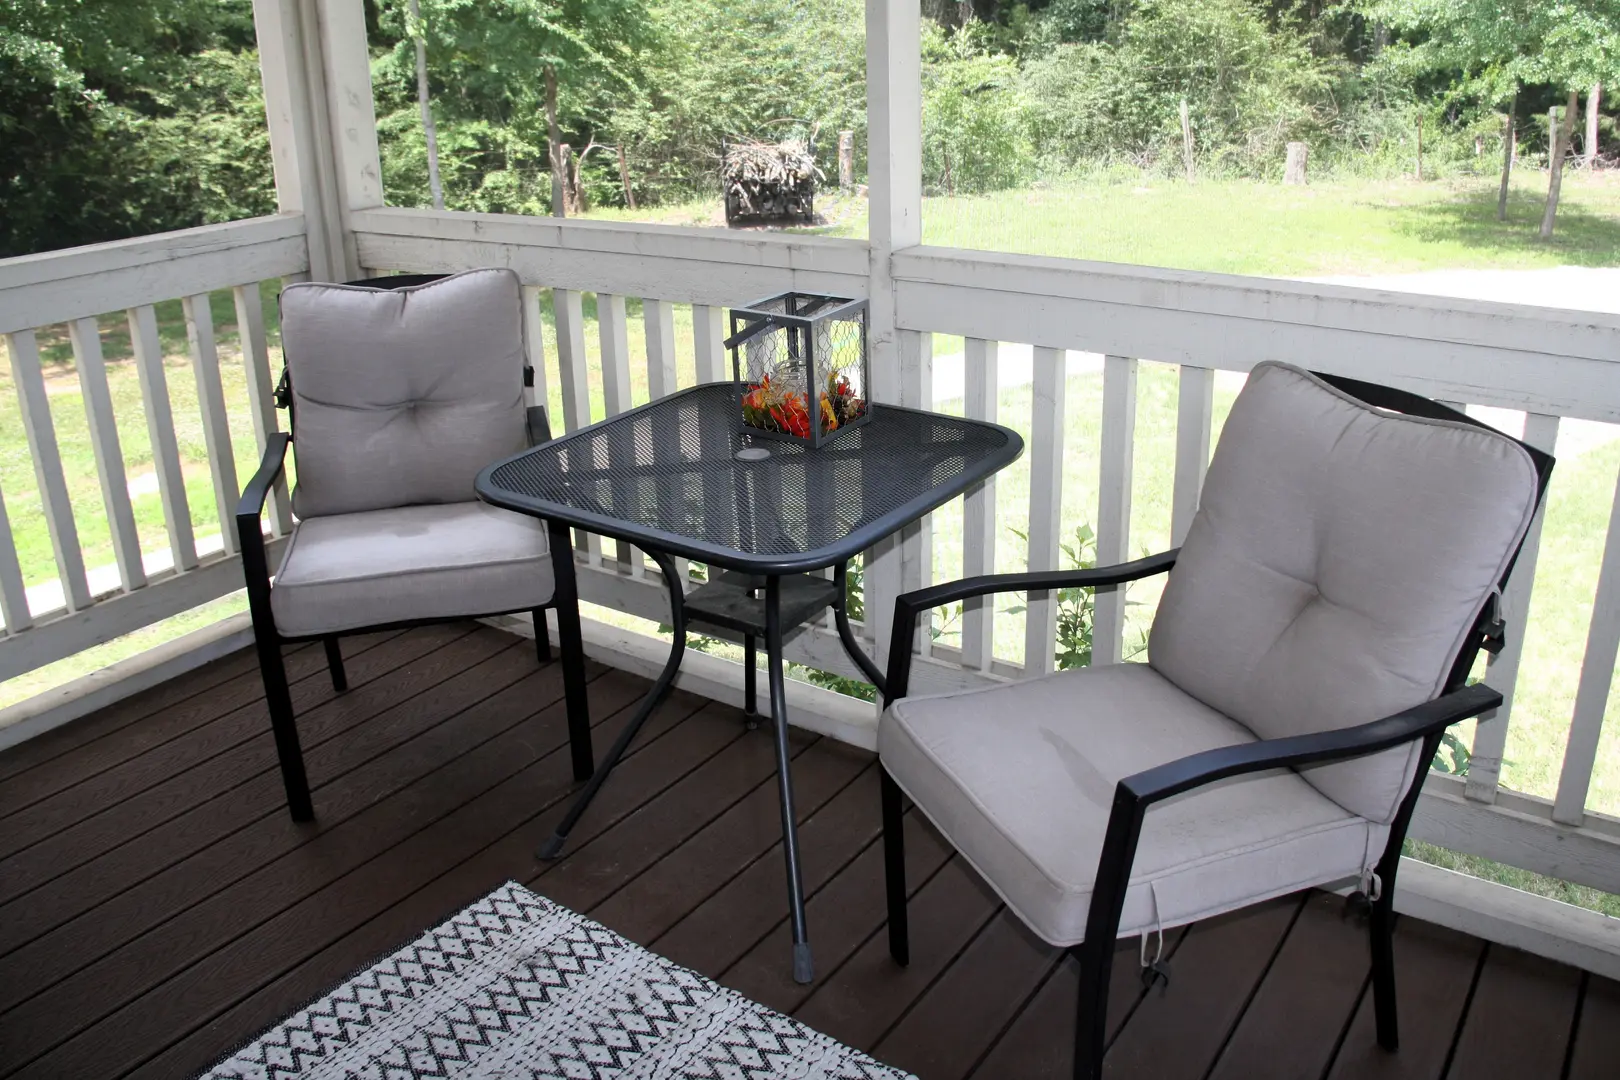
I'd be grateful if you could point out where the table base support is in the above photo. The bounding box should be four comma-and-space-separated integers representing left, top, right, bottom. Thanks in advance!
537, 549, 687, 862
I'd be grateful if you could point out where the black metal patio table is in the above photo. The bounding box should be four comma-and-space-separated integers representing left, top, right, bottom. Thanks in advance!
475, 382, 1023, 983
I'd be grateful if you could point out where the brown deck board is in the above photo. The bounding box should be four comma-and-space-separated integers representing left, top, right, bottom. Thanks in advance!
0, 642, 297, 785
1325, 918, 1486, 1080
0, 625, 472, 898
0, 631, 395, 828
0, 623, 1595, 1079
873, 906, 1062, 1080
967, 928, 1193, 1079
1207, 891, 1371, 1080
0, 639, 560, 1015
11, 680, 712, 1079
528, 726, 821, 915
591, 750, 873, 950
1568, 975, 1620, 1080
709, 810, 955, 1016
794, 854, 1003, 1053
1102, 896, 1303, 1079
1446, 943, 1581, 1080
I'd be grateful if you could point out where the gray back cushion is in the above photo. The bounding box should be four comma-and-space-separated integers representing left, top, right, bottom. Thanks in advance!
281, 268, 528, 518
1148, 362, 1539, 823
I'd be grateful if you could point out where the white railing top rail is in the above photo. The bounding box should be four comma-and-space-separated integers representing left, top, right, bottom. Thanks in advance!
892, 245, 1620, 423
0, 215, 309, 336
350, 207, 869, 307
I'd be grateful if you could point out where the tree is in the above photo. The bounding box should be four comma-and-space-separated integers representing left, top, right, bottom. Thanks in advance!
373, 0, 649, 216
1363, 0, 1620, 237
0, 0, 272, 255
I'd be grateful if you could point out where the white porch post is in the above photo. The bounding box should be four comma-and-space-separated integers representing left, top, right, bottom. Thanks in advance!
251, 0, 383, 282
862, 0, 923, 668
252, 0, 342, 280
315, 0, 385, 279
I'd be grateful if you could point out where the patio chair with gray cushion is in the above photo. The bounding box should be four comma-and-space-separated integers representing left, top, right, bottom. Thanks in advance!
236, 268, 577, 822
876, 362, 1554, 1079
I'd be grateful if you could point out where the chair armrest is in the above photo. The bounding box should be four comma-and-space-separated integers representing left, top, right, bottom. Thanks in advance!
236, 433, 290, 608
882, 549, 1180, 704
1120, 682, 1502, 807
237, 433, 291, 523
1074, 682, 1501, 968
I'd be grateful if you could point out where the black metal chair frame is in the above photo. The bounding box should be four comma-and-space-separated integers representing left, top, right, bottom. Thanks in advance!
875, 373, 1555, 1080
237, 273, 577, 823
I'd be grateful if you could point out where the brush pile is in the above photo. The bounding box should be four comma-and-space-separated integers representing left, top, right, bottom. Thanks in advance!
723, 138, 819, 224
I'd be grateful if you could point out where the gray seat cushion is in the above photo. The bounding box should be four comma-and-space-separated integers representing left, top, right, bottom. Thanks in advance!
880, 663, 1383, 946
279, 268, 528, 518
270, 502, 553, 637
1149, 362, 1539, 823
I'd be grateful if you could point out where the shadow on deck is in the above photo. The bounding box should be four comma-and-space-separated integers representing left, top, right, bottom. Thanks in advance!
0, 622, 1615, 1078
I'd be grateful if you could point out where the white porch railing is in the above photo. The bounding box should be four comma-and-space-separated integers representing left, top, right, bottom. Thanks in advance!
3, 205, 1620, 972
348, 206, 1620, 911
0, 215, 309, 683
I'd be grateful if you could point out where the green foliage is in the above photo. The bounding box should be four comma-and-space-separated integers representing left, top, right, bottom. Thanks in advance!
0, 0, 273, 256
1431, 730, 1473, 776
603, 0, 867, 204
1363, 0, 1620, 103
1018, 0, 1343, 179
921, 26, 1035, 194
372, 0, 652, 215
1007, 523, 1144, 670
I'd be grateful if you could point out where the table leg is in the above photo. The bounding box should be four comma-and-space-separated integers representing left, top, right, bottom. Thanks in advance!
537, 546, 688, 861
765, 575, 815, 984
833, 560, 888, 697
549, 520, 593, 782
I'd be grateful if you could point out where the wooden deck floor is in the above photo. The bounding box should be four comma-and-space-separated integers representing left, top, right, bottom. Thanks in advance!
0, 623, 1614, 1079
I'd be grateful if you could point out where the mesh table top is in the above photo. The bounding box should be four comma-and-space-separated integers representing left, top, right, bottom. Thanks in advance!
477, 383, 1024, 573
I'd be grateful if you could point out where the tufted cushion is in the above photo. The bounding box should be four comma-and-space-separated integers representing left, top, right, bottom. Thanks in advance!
1148, 362, 1539, 823
880, 663, 1384, 945
270, 501, 552, 637
280, 268, 528, 518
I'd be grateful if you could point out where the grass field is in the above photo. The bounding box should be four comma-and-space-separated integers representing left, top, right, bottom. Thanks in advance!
590, 170, 1620, 275
5, 172, 1620, 912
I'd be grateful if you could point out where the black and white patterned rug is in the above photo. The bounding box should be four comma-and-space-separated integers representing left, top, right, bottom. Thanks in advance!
200, 882, 916, 1079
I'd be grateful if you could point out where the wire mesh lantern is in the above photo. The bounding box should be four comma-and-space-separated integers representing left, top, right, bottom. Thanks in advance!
726, 292, 869, 448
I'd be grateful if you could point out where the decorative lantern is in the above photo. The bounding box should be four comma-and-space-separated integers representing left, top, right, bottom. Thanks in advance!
726, 292, 869, 448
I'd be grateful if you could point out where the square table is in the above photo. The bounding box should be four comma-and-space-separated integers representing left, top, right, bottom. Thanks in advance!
476, 382, 1022, 983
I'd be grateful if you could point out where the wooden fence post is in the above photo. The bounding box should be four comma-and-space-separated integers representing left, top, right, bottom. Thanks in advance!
1179, 99, 1194, 182
617, 145, 635, 209
1284, 142, 1308, 185
1588, 84, 1602, 167
839, 130, 855, 189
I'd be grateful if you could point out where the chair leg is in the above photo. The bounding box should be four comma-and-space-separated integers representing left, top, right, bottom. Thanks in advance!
1072, 941, 1114, 1080
1370, 887, 1399, 1050
532, 606, 552, 663
323, 636, 347, 692
881, 769, 909, 966
256, 635, 313, 821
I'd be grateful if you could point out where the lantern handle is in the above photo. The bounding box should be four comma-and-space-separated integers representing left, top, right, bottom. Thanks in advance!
723, 315, 779, 351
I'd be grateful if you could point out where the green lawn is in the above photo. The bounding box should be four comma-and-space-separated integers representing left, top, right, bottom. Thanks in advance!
5, 172, 1620, 914
589, 170, 1620, 276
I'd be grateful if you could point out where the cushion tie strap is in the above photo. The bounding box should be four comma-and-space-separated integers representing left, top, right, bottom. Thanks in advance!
1138, 880, 1171, 993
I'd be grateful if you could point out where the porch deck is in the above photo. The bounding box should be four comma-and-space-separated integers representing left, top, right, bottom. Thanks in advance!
0, 623, 1614, 1079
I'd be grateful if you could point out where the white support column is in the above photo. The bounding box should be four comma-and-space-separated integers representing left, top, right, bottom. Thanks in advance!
862, 0, 921, 673
315, 0, 384, 278
864, 0, 923, 406
251, 0, 342, 280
